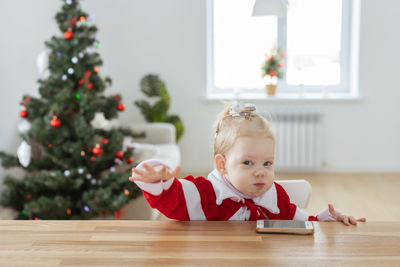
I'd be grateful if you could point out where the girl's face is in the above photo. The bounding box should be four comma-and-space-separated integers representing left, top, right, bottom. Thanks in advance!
223, 136, 275, 197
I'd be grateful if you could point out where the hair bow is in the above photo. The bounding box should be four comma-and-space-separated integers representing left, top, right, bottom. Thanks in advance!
229, 102, 256, 119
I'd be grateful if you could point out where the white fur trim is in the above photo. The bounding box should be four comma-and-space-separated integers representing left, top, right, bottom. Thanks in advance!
317, 208, 342, 221
133, 159, 174, 196
293, 207, 309, 221
180, 180, 207, 220
134, 179, 174, 196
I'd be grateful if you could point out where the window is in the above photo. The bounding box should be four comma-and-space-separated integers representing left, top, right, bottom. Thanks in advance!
206, 0, 360, 99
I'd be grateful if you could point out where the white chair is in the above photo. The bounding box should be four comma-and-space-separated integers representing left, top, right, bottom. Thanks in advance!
275, 179, 312, 208
123, 122, 181, 168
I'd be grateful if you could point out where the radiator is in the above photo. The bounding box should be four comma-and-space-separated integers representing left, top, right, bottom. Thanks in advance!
265, 109, 324, 171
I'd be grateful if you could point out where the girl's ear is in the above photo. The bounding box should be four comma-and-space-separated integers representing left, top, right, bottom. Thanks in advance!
214, 154, 227, 174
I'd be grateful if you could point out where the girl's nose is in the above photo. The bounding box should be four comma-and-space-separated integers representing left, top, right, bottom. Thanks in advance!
254, 168, 265, 177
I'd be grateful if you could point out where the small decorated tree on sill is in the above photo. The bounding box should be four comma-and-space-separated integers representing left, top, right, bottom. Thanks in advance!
261, 47, 285, 95
0, 0, 144, 220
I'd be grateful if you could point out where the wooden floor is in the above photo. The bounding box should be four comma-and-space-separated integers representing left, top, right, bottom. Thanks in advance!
277, 173, 400, 221
182, 172, 400, 221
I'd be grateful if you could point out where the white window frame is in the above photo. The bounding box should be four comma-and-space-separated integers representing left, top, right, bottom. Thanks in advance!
206, 0, 361, 100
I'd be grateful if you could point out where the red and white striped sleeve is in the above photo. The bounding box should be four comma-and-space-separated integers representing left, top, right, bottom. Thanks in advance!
133, 160, 214, 220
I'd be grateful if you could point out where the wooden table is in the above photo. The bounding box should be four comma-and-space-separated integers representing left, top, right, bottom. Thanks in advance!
0, 220, 399, 266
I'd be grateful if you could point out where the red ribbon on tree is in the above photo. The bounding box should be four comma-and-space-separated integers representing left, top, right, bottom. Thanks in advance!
78, 71, 92, 85
66, 17, 78, 25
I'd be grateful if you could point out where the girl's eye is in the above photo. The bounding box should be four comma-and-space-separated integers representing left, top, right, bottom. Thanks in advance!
264, 161, 272, 166
243, 161, 252, 166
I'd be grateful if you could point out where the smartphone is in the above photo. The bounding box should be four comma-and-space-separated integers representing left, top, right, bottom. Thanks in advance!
256, 220, 314, 235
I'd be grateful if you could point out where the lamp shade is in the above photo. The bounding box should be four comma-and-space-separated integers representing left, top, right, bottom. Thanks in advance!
252, 0, 287, 17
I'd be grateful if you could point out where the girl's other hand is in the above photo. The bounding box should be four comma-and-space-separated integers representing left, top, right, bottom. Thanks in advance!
328, 204, 366, 226
128, 163, 180, 184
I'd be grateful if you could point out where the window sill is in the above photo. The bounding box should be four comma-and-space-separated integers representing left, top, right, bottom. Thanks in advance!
204, 92, 362, 103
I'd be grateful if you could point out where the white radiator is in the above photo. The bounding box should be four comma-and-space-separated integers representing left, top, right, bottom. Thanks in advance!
265, 109, 324, 171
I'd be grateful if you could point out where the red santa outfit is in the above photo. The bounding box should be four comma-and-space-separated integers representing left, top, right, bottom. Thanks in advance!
134, 159, 339, 221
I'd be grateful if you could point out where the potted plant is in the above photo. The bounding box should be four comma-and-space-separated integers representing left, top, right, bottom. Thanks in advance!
134, 74, 185, 142
261, 47, 285, 95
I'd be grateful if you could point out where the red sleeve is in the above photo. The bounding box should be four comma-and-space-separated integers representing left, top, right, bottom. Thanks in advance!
142, 178, 190, 220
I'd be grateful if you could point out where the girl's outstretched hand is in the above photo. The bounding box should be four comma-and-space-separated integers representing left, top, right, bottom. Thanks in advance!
129, 163, 180, 184
328, 204, 366, 226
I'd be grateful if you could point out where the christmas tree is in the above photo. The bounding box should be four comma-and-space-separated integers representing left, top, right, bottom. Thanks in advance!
0, 0, 143, 219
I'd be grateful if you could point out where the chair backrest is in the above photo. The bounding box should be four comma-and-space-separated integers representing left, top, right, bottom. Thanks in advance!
128, 123, 176, 144
275, 180, 312, 209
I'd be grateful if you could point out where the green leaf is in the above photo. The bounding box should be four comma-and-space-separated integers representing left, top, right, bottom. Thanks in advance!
140, 74, 162, 97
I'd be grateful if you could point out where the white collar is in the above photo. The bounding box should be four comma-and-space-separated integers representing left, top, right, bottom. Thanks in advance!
207, 169, 280, 214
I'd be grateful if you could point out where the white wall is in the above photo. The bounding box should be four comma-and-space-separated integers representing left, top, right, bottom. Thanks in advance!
0, 0, 399, 190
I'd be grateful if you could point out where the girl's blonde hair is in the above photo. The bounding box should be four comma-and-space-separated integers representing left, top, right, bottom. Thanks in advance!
213, 102, 275, 156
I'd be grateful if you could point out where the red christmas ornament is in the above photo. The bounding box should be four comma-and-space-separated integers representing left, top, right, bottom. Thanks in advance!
278, 62, 283, 68
114, 209, 126, 220
269, 70, 277, 77
101, 139, 109, 144
117, 103, 125, 111
51, 116, 61, 128
92, 144, 103, 156
64, 31, 74, 40
115, 151, 124, 159
91, 156, 96, 162
87, 83, 93, 90
268, 56, 275, 62
20, 110, 28, 118
126, 158, 133, 164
